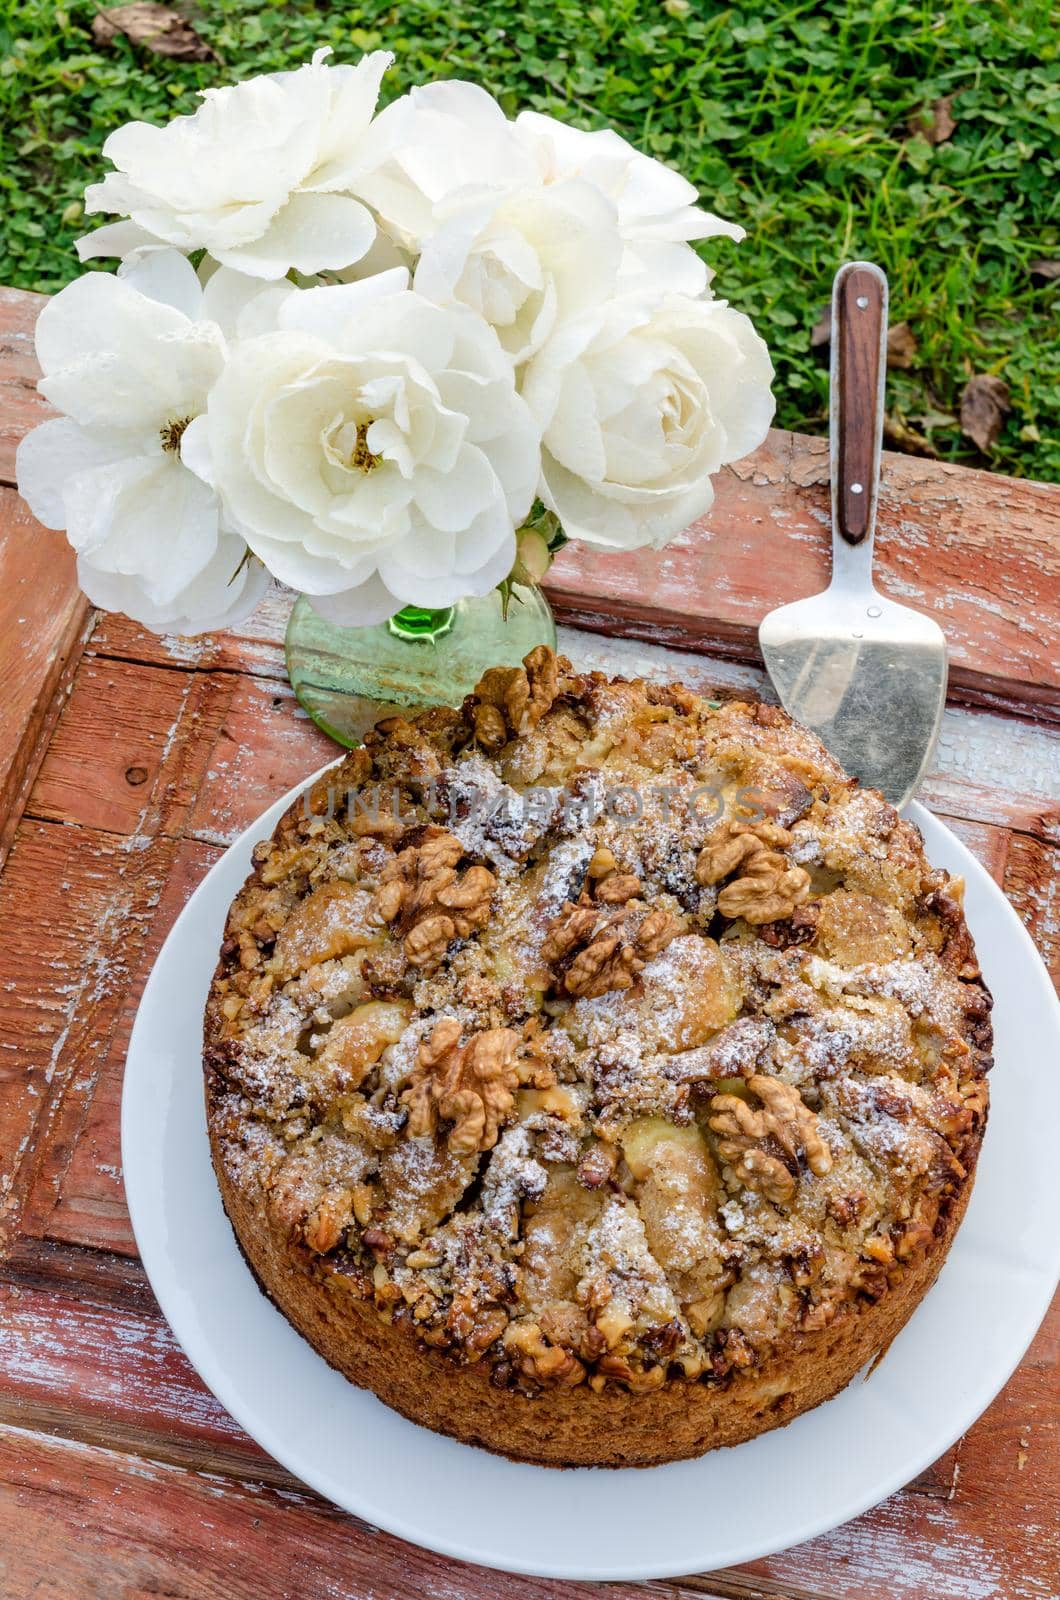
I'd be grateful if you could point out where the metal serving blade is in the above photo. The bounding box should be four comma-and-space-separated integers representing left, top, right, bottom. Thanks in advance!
759, 262, 947, 809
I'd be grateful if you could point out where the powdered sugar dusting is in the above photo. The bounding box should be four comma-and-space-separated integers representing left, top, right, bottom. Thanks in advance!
439, 754, 562, 875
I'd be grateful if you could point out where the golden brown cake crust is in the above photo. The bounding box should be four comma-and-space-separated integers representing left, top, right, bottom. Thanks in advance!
204, 648, 991, 1468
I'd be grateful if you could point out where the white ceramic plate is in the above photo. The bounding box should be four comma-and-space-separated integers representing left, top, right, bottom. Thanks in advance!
122, 774, 1060, 1582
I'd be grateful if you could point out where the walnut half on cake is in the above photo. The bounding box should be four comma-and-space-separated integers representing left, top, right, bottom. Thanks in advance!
203, 647, 991, 1468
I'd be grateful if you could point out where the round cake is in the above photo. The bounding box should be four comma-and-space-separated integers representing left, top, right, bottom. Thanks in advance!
204, 646, 991, 1467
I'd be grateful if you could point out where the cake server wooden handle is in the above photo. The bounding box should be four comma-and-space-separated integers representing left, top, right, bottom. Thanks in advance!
830, 261, 888, 548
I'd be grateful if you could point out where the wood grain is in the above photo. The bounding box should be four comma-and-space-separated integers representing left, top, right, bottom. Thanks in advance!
42, 839, 221, 1256
0, 820, 216, 1257
90, 586, 295, 681
0, 820, 134, 1249
0, 1280, 263, 1467
1003, 832, 1060, 989
27, 653, 346, 849
834, 263, 886, 545
1, 1424, 763, 1600
0, 285, 48, 487
0, 493, 91, 873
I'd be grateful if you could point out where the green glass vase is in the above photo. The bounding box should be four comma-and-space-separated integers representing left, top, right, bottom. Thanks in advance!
285, 584, 557, 748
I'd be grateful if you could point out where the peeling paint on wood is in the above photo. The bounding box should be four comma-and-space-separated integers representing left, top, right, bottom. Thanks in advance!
0, 288, 49, 487
0, 491, 91, 872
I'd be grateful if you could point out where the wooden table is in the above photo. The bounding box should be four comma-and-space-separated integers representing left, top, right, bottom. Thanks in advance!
0, 283, 1057, 1600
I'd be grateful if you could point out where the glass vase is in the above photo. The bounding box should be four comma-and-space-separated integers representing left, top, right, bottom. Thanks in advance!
285, 584, 557, 748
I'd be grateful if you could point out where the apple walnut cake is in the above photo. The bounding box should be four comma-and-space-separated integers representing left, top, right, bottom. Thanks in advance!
204, 647, 991, 1466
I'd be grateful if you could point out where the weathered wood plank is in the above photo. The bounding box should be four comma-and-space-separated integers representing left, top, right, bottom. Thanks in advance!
940, 818, 1010, 886
742, 1301, 1059, 1600
0, 491, 91, 872
0, 821, 133, 1249
25, 655, 206, 839
182, 676, 343, 847
0, 286, 47, 488
21, 653, 261, 851
24, 652, 330, 848
1003, 832, 1060, 991
0, 1281, 264, 1469
4, 1236, 157, 1312
712, 1483, 1056, 1600
91, 585, 294, 681
25, 652, 333, 849
0, 1424, 745, 1600
41, 839, 221, 1256
0, 820, 195, 1254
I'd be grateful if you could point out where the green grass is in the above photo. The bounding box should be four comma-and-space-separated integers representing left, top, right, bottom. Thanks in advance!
1, 0, 1057, 478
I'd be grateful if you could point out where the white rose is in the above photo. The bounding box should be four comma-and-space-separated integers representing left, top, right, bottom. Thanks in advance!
79, 50, 390, 280
354, 81, 538, 245
515, 112, 745, 298
186, 270, 540, 625
117, 244, 298, 337
413, 179, 622, 365
359, 82, 626, 363
357, 83, 740, 301
522, 293, 775, 551
15, 252, 269, 634
514, 110, 743, 248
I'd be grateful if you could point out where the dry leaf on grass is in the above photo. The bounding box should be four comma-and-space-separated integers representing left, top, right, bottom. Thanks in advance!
960, 375, 1011, 453
908, 95, 957, 145
1028, 259, 1060, 285
883, 415, 939, 459
886, 321, 919, 369
92, 3, 216, 60
929, 96, 957, 143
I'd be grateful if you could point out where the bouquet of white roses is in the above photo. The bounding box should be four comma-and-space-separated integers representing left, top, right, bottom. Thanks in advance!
16, 49, 774, 635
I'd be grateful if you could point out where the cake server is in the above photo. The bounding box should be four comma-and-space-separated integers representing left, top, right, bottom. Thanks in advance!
758, 261, 947, 809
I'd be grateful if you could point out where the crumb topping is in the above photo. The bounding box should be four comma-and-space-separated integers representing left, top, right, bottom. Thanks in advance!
205, 648, 991, 1395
